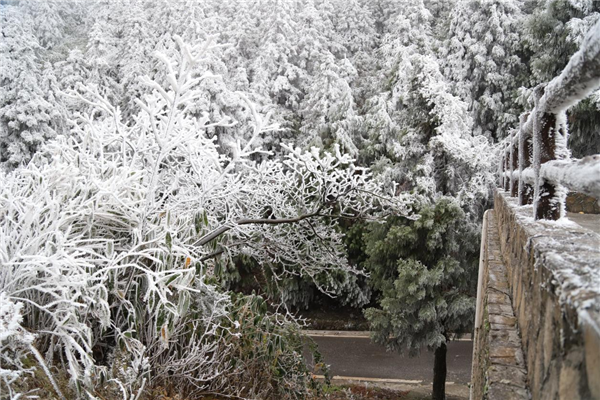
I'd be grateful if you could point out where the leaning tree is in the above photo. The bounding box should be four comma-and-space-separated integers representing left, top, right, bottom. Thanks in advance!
0, 36, 412, 398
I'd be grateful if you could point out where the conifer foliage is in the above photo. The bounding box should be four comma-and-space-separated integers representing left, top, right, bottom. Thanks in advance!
364, 199, 478, 400
0, 6, 61, 168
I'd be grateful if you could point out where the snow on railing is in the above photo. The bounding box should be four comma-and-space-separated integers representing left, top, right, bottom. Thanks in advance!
500, 18, 600, 220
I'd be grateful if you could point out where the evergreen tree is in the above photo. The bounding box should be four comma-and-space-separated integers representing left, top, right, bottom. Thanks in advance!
21, 0, 66, 51
6, 0, 600, 397
364, 198, 479, 400
443, 0, 529, 141
323, 0, 378, 85
299, 53, 358, 155
354, 5, 494, 398
0, 5, 60, 169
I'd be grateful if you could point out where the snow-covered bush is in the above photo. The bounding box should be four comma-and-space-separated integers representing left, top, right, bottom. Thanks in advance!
0, 36, 408, 398
0, 293, 36, 399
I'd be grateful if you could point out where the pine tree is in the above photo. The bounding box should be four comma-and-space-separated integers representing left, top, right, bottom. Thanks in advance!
354, 5, 494, 398
364, 198, 479, 400
298, 53, 358, 155
443, 0, 529, 141
0, 5, 59, 169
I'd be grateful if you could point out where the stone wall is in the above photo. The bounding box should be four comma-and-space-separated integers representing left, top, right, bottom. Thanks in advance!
566, 192, 600, 214
471, 210, 529, 400
492, 190, 600, 400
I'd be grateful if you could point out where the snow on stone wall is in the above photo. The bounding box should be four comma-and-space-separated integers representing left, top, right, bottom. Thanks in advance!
492, 190, 600, 400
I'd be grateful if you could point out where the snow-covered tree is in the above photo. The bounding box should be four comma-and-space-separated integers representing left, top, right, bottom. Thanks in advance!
363, 1, 494, 208
0, 293, 38, 399
299, 53, 358, 155
351, 4, 494, 398
443, 0, 529, 141
0, 37, 409, 397
21, 0, 66, 51
0, 5, 61, 170
321, 0, 377, 78
361, 52, 492, 400
364, 198, 478, 400
8, 1, 600, 397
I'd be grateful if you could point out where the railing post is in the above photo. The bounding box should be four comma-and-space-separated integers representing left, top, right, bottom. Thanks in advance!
510, 134, 518, 197
499, 147, 505, 189
532, 86, 568, 220
518, 114, 533, 205
504, 145, 510, 192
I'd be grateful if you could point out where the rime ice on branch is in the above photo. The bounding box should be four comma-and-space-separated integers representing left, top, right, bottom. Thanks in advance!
0, 36, 413, 397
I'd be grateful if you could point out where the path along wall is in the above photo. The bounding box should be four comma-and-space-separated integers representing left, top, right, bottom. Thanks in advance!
472, 190, 600, 400
471, 209, 529, 400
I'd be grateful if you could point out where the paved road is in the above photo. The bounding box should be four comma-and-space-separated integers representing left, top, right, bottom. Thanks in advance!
305, 333, 473, 385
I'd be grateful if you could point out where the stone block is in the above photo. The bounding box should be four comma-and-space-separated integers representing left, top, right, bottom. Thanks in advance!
489, 314, 516, 328
556, 346, 585, 400
518, 290, 530, 349
489, 315, 516, 325
565, 192, 600, 214
558, 365, 581, 400
489, 345, 525, 367
488, 383, 529, 400
582, 312, 600, 400
540, 360, 559, 400
542, 299, 555, 378
489, 268, 508, 283
488, 278, 510, 292
488, 365, 528, 388
532, 332, 545, 400
489, 291, 511, 305
489, 303, 515, 317
490, 329, 521, 345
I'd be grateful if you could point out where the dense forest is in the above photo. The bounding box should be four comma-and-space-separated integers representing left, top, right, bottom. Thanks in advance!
1, 0, 599, 399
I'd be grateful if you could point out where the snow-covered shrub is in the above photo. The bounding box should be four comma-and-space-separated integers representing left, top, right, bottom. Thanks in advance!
210, 292, 328, 399
0, 293, 35, 399
0, 36, 407, 397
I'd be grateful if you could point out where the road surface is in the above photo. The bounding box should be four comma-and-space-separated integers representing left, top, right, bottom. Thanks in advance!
305, 332, 473, 385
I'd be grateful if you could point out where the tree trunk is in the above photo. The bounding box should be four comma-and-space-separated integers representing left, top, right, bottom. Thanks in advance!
432, 342, 447, 400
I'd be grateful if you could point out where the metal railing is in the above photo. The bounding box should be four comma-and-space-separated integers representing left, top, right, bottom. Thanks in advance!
499, 19, 600, 220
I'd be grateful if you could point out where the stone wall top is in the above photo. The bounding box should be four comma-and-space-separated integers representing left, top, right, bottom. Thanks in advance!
496, 190, 600, 321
